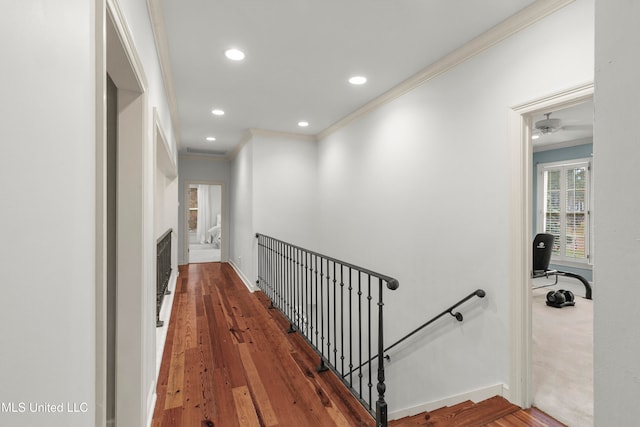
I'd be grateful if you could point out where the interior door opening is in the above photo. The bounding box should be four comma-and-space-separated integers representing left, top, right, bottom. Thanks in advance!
528, 98, 594, 426
186, 183, 223, 263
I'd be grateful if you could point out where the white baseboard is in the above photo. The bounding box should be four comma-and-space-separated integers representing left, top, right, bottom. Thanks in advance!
228, 260, 258, 292
146, 381, 157, 427
388, 383, 507, 420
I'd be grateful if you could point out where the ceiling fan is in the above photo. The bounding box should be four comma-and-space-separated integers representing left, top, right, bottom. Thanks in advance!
535, 112, 562, 134
532, 111, 592, 140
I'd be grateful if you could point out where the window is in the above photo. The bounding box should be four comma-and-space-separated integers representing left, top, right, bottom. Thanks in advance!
538, 159, 591, 265
188, 187, 198, 231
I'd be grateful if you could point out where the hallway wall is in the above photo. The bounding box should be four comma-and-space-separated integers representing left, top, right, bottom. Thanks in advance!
593, 0, 640, 423
315, 0, 594, 416
1, 1, 179, 426
229, 132, 318, 289
1, 1, 96, 426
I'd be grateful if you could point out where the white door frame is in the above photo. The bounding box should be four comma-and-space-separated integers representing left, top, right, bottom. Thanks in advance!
96, 1, 151, 426
507, 82, 594, 407
184, 180, 226, 263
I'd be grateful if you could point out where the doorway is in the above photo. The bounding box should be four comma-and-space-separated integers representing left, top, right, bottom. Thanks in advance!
97, 4, 151, 426
186, 183, 223, 263
529, 100, 594, 426
508, 83, 594, 418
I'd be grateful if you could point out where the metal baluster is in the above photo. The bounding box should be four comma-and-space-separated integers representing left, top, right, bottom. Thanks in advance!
376, 278, 388, 427
348, 267, 353, 387
358, 272, 363, 397
368, 275, 373, 408
333, 261, 337, 368
340, 264, 345, 375
320, 257, 325, 360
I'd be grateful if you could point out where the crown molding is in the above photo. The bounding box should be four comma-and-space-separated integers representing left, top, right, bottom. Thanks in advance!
146, 0, 183, 150
317, 0, 576, 140
226, 130, 253, 161
179, 154, 229, 163
249, 128, 318, 142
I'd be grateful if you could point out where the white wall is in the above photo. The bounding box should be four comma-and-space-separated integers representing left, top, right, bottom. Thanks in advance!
228, 133, 319, 288
252, 133, 318, 248
593, 0, 640, 424
177, 155, 230, 264
229, 142, 255, 284
315, 0, 593, 415
0, 1, 178, 426
0, 1, 95, 426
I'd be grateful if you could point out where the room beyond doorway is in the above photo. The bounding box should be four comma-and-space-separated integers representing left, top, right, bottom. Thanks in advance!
186, 183, 222, 263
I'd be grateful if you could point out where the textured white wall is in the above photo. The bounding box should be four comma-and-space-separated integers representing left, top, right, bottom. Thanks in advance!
0, 1, 96, 426
593, 0, 640, 424
316, 0, 593, 415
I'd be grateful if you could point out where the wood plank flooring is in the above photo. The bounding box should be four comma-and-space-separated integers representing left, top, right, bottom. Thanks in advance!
152, 262, 566, 427
152, 262, 375, 427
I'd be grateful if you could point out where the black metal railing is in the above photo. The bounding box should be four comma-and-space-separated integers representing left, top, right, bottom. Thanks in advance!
256, 233, 399, 427
347, 289, 486, 376
156, 229, 173, 327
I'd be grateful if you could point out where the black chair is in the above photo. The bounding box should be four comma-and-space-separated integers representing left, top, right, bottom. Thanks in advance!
532, 233, 592, 300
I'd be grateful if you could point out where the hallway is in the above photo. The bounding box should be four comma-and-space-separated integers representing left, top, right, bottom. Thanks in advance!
152, 262, 375, 426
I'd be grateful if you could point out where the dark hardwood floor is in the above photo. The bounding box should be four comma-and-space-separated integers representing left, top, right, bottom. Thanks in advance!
152, 262, 565, 427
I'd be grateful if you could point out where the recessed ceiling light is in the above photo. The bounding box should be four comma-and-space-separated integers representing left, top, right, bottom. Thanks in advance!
298, 121, 309, 127
206, 136, 216, 141
211, 109, 225, 116
225, 48, 245, 61
349, 76, 367, 85
532, 134, 540, 140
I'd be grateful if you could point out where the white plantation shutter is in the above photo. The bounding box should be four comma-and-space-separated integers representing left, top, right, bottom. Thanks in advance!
539, 160, 591, 264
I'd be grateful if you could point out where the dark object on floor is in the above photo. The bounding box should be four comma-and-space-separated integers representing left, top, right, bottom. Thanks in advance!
532, 233, 592, 300
546, 289, 575, 308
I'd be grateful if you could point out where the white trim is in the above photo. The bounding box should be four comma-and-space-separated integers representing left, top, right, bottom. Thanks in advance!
146, 0, 183, 149
179, 154, 230, 163
508, 83, 593, 408
388, 384, 507, 421
146, 382, 157, 427
226, 130, 253, 161
105, 1, 150, 426
229, 260, 259, 292
318, 0, 576, 140
154, 108, 177, 179
249, 127, 318, 142
95, 1, 107, 426
106, 0, 148, 92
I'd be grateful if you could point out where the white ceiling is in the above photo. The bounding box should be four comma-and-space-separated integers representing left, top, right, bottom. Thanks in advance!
158, 0, 544, 157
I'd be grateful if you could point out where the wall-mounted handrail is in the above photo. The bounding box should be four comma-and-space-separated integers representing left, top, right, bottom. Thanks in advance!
346, 289, 486, 376
255, 233, 399, 427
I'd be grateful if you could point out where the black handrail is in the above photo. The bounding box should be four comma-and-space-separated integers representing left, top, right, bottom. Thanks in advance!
156, 229, 173, 327
346, 289, 486, 376
255, 233, 399, 427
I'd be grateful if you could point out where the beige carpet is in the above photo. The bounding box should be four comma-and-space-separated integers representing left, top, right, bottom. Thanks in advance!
532, 279, 593, 426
